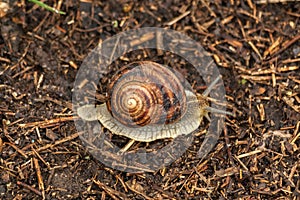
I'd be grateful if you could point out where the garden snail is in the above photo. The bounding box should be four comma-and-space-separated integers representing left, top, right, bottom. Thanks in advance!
77, 61, 231, 142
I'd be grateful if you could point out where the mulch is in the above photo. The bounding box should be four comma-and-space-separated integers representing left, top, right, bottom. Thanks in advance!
0, 0, 299, 199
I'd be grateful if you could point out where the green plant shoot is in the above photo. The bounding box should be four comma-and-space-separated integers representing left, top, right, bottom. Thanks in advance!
28, 0, 66, 15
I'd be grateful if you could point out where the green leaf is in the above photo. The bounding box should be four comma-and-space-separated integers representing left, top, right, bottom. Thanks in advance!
28, 0, 66, 15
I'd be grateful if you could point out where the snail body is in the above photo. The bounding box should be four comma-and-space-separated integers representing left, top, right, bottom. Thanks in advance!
77, 61, 210, 142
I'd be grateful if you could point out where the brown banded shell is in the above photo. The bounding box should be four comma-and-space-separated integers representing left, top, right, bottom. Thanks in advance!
77, 61, 203, 142
106, 61, 187, 127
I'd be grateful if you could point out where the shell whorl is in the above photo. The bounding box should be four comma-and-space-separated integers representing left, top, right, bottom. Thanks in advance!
106, 61, 187, 127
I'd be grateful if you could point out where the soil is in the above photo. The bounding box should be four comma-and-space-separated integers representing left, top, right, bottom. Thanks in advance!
0, 0, 300, 199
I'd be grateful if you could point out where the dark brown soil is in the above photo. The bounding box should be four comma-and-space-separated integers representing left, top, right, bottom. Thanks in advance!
1, 0, 299, 199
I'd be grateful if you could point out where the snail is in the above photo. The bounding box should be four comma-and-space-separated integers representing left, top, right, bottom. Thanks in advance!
77, 61, 231, 143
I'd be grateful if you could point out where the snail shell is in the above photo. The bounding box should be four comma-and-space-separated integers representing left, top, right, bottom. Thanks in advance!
77, 61, 205, 142
107, 61, 188, 127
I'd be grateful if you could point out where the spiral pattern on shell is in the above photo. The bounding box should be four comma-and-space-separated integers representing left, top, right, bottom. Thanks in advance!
106, 61, 187, 127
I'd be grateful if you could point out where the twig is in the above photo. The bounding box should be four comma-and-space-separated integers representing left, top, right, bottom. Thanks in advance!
165, 10, 191, 26
18, 116, 78, 128
93, 180, 127, 200
33, 158, 45, 199
237, 149, 262, 158
34, 132, 83, 153
17, 181, 42, 196
255, 0, 300, 3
